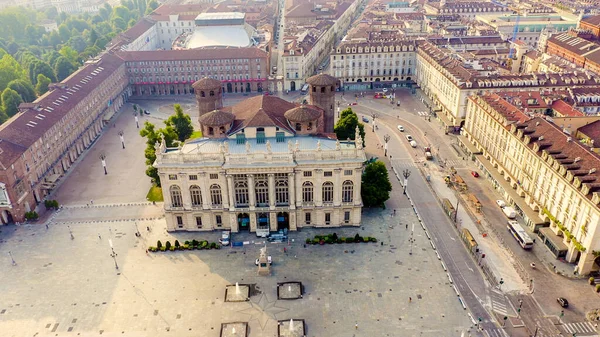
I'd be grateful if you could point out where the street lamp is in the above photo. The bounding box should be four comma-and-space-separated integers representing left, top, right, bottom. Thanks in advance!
118, 130, 125, 149
109, 239, 119, 270
99, 153, 107, 175
370, 112, 379, 132
8, 251, 16, 266
402, 169, 411, 195
383, 134, 390, 157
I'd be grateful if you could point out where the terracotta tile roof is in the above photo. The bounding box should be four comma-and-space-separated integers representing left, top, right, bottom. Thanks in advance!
306, 73, 337, 86
116, 47, 268, 62
284, 105, 321, 122
582, 14, 600, 27
578, 120, 600, 145
498, 91, 548, 110
199, 109, 235, 126
192, 77, 222, 90
552, 100, 585, 117
0, 139, 27, 169
0, 53, 125, 167
478, 94, 530, 124
230, 95, 299, 133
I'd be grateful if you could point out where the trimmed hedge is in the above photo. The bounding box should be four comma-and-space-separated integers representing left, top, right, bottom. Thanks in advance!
149, 241, 221, 252
305, 233, 377, 245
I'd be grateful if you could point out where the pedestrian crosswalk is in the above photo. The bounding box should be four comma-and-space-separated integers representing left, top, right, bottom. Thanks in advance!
563, 321, 598, 335
390, 159, 416, 170
485, 328, 510, 337
417, 111, 429, 116
490, 290, 508, 316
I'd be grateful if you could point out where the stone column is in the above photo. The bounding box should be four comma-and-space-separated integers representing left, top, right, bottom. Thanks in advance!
200, 173, 210, 209
269, 212, 277, 231
248, 174, 256, 210
268, 173, 275, 210
227, 175, 235, 211
288, 172, 296, 209
315, 169, 323, 206
334, 168, 342, 206
295, 171, 302, 207
565, 243, 578, 263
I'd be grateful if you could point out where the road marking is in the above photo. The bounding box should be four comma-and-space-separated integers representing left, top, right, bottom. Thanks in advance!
464, 262, 474, 273
563, 321, 597, 334
485, 328, 509, 337
448, 234, 455, 241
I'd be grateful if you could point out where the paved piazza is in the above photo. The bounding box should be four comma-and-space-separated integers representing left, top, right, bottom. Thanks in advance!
0, 95, 471, 337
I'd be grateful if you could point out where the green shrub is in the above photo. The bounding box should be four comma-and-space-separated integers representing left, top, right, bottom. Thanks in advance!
324, 237, 333, 244
339, 237, 346, 243
332, 233, 338, 241
25, 211, 39, 220
174, 240, 180, 248
209, 242, 217, 249
596, 284, 600, 293
314, 235, 323, 241
305, 238, 311, 244
44, 200, 53, 210
165, 241, 172, 250
201, 241, 209, 249
312, 238, 320, 245
184, 240, 190, 245
51, 200, 59, 209
345, 237, 354, 243
169, 246, 175, 251
363, 236, 370, 242
370, 237, 377, 242
590, 277, 595, 285
354, 234, 362, 242
148, 246, 156, 252
192, 239, 200, 246
157, 240, 163, 249
160, 246, 166, 252
183, 244, 190, 250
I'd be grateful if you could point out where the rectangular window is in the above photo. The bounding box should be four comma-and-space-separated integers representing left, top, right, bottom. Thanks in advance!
189, 175, 198, 180
305, 212, 311, 224
210, 174, 219, 179
303, 171, 312, 177
276, 132, 285, 143
344, 170, 353, 176
196, 216, 202, 228
176, 216, 184, 228
257, 131, 266, 144
325, 213, 331, 224
216, 214, 222, 226
236, 134, 246, 144
344, 211, 351, 223
169, 174, 177, 180
324, 171, 333, 177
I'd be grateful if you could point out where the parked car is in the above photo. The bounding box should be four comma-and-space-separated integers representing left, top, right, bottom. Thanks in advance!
144, 110, 151, 115
496, 200, 506, 208
502, 206, 517, 219
397, 125, 404, 132
471, 171, 479, 178
362, 116, 370, 123
218, 231, 230, 246
348, 102, 358, 106
557, 297, 569, 308
410, 140, 417, 148
382, 88, 388, 93
405, 135, 413, 142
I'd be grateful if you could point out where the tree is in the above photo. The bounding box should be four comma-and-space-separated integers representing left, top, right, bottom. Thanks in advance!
140, 121, 176, 186
35, 74, 51, 96
68, 35, 88, 53
59, 46, 80, 65
58, 23, 71, 42
146, 0, 159, 14
111, 17, 127, 31
361, 161, 392, 208
1, 88, 24, 117
32, 60, 57, 84
7, 79, 36, 102
334, 108, 365, 143
54, 56, 76, 81
165, 104, 193, 142
0, 54, 25, 92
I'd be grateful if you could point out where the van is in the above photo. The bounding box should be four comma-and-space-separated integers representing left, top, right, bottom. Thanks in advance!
503, 206, 517, 219
397, 125, 404, 132
410, 140, 417, 148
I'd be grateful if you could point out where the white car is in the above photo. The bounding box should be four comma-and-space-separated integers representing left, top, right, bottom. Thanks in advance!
382, 88, 388, 93
218, 231, 230, 246
496, 200, 506, 208
406, 135, 413, 141
397, 125, 405, 132
410, 140, 417, 148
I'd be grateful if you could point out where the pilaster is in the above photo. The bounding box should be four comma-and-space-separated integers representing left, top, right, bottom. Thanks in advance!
248, 174, 256, 210
200, 172, 210, 209
269, 212, 277, 231
288, 172, 296, 209
315, 169, 323, 206
227, 174, 235, 211
334, 168, 342, 206
268, 173, 275, 210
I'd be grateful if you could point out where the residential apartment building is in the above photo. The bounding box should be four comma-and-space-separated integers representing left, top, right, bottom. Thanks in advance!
424, 0, 511, 19
330, 40, 418, 91
579, 14, 600, 39
0, 54, 129, 224
545, 32, 600, 75
117, 47, 269, 96
155, 75, 365, 232
282, 0, 363, 91
462, 93, 600, 275
415, 40, 600, 131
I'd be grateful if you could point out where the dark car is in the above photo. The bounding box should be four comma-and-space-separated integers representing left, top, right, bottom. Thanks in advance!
471, 171, 479, 178
361, 116, 369, 123
557, 297, 569, 308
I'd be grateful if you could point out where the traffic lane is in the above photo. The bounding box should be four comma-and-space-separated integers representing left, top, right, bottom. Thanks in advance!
458, 170, 591, 321
375, 122, 493, 327
508, 295, 561, 337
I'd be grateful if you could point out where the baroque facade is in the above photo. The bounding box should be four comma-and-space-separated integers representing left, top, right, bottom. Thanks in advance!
155, 75, 365, 233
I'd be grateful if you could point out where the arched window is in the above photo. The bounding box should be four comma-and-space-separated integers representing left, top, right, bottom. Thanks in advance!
322, 181, 334, 203
275, 177, 289, 205
342, 180, 353, 203
170, 185, 183, 207
302, 182, 313, 203
235, 181, 249, 207
208, 127, 214, 135
255, 176, 269, 206
210, 184, 222, 206
190, 185, 202, 206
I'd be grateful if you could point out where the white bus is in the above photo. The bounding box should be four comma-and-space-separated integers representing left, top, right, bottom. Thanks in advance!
507, 220, 533, 249
300, 83, 309, 94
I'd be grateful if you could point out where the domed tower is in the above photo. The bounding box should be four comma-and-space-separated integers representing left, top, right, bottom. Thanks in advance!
198, 109, 235, 139
284, 105, 323, 135
306, 74, 337, 133
192, 77, 223, 121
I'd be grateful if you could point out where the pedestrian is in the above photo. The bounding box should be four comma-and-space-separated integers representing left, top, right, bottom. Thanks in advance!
90, 200, 93, 205
46, 224, 49, 230
355, 323, 358, 330
98, 234, 101, 240
109, 227, 112, 234
409, 297, 412, 303
406, 224, 408, 230
284, 247, 287, 254
393, 209, 396, 216
146, 249, 149, 254
390, 155, 392, 159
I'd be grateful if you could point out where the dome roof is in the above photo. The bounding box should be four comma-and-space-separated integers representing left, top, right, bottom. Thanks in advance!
198, 109, 235, 126
284, 105, 321, 122
192, 77, 222, 90
306, 73, 337, 86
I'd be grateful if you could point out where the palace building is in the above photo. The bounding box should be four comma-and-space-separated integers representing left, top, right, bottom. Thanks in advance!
154, 74, 366, 233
